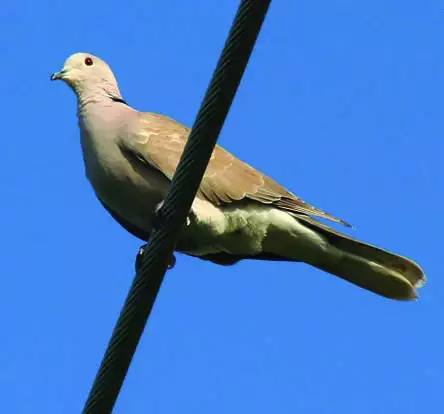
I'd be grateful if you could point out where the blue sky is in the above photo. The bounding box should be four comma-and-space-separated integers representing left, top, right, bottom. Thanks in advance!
1, 1, 442, 412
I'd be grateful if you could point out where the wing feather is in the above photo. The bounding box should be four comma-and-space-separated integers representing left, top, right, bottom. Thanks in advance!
119, 112, 351, 227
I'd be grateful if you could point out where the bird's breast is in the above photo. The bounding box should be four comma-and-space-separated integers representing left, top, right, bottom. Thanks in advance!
80, 126, 169, 233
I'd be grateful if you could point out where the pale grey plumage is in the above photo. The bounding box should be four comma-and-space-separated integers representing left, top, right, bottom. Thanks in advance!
52, 52, 426, 300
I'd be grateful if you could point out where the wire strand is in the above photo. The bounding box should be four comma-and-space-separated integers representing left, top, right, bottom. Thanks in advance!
83, 1, 272, 412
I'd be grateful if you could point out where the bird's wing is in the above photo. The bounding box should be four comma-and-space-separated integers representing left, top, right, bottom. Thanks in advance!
119, 112, 350, 227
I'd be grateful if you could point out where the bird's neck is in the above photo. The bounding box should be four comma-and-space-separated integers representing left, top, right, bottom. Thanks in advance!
76, 83, 125, 118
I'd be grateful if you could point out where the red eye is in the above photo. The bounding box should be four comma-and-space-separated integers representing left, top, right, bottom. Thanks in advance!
85, 57, 93, 66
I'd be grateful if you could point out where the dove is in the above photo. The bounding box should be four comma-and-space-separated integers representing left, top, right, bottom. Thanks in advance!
51, 52, 425, 300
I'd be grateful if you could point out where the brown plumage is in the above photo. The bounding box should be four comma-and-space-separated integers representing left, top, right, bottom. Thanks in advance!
52, 52, 426, 301
121, 113, 351, 226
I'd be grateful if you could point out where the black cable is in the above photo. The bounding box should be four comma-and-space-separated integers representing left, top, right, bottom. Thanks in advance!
83, 1, 272, 412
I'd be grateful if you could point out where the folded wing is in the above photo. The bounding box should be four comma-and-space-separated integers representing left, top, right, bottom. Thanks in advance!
119, 112, 351, 227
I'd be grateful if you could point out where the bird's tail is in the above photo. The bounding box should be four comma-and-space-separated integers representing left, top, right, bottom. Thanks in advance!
297, 216, 426, 300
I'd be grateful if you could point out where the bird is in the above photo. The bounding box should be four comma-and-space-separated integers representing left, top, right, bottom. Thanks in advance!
51, 52, 425, 300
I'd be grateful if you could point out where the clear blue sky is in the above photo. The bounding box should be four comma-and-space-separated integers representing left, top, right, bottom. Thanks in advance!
1, 1, 442, 413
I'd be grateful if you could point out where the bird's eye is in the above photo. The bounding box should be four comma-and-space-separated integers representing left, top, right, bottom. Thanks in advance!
84, 57, 93, 66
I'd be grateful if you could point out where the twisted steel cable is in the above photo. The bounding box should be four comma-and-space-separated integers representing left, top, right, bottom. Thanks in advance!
83, 1, 272, 412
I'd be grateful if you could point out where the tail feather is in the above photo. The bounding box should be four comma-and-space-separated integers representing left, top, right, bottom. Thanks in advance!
297, 216, 426, 300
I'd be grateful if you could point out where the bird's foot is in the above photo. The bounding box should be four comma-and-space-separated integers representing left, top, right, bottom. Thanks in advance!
135, 244, 176, 273
135, 244, 146, 273
154, 200, 165, 216
167, 254, 177, 269
153, 200, 166, 228
154, 200, 192, 227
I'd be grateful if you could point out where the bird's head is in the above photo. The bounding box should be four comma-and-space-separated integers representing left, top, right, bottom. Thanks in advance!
51, 53, 120, 98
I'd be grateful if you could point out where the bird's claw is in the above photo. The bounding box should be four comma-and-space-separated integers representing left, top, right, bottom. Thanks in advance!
135, 244, 147, 273
153, 200, 166, 228
167, 254, 176, 269
154, 199, 192, 227
154, 200, 164, 216
135, 244, 177, 272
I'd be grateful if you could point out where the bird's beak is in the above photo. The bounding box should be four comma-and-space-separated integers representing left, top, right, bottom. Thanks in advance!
50, 69, 67, 81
